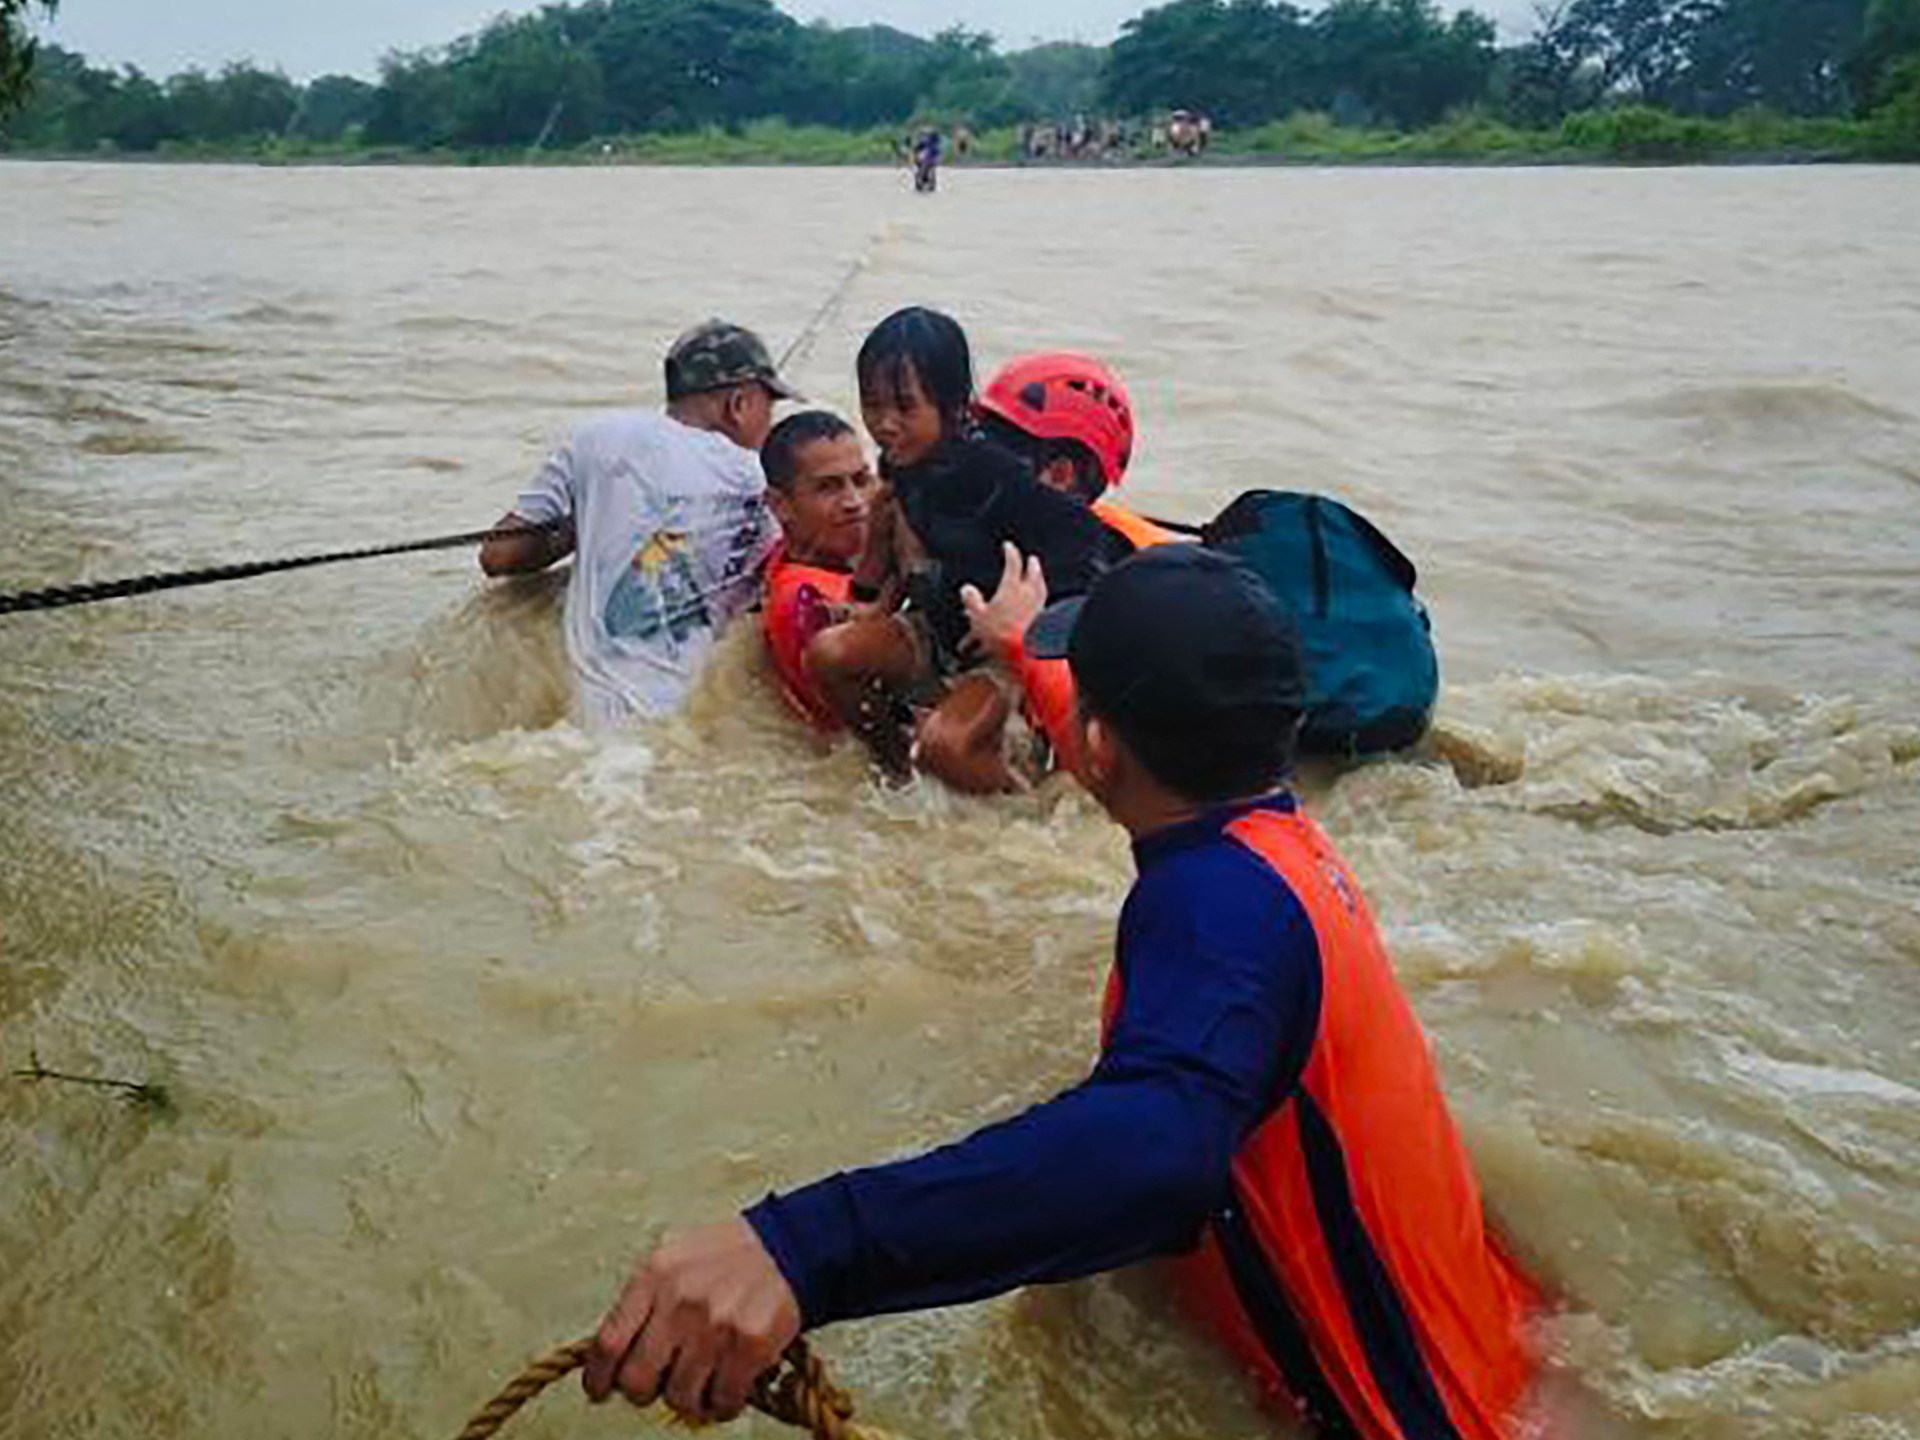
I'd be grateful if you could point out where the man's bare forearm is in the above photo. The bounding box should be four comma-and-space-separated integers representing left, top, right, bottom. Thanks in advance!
479, 513, 574, 576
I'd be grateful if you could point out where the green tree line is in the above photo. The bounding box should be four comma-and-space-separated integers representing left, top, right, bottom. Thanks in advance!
3, 0, 1917, 154
2, 0, 57, 113
1, 0, 1106, 149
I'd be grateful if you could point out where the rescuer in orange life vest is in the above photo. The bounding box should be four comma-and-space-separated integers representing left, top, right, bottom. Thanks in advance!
759, 353, 1166, 776
975, 350, 1175, 552
583, 544, 1543, 1440
960, 352, 1185, 781
757, 411, 880, 730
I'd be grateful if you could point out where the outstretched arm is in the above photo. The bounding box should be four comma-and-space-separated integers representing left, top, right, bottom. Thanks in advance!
579, 1055, 1243, 1428
586, 859, 1321, 1421
479, 511, 575, 575
481, 437, 579, 576
746, 1045, 1256, 1323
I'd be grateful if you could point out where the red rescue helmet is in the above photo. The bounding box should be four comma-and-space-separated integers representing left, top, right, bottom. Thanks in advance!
978, 352, 1135, 488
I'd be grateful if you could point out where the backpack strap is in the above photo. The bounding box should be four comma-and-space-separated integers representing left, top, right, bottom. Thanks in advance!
1139, 513, 1208, 538
1139, 492, 1420, 594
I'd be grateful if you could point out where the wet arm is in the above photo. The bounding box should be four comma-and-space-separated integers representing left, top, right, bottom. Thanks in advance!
745, 866, 1320, 1325
479, 511, 574, 575
748, 1060, 1244, 1323
481, 440, 578, 576
849, 487, 902, 603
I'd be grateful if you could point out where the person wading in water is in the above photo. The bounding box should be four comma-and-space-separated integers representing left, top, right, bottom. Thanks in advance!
965, 351, 1184, 779
581, 545, 1543, 1440
756, 410, 878, 731
801, 306, 1109, 791
479, 320, 796, 727
911, 128, 942, 193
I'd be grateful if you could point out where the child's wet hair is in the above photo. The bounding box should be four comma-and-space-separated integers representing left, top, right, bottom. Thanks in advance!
856, 306, 974, 434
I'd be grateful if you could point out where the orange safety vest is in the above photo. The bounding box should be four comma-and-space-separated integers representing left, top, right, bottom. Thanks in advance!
1103, 807, 1537, 1440
762, 548, 853, 731
1091, 498, 1184, 551
1008, 500, 1182, 775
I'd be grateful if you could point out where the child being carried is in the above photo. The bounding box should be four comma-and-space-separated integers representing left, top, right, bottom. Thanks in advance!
806, 306, 1111, 790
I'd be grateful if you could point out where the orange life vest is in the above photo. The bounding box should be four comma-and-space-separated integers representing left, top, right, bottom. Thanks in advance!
1091, 499, 1184, 552
1007, 500, 1182, 774
762, 548, 853, 731
1103, 807, 1537, 1440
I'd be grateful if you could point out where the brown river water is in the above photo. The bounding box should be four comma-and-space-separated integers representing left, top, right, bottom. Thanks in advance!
2, 160, 1919, 1440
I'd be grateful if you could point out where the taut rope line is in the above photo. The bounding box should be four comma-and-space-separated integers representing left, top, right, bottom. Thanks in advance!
453, 1336, 877, 1440
777, 212, 902, 376
0, 522, 550, 617
1, 208, 905, 619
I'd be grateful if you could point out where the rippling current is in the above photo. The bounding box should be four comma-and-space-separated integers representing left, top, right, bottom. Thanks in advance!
3, 160, 1919, 1440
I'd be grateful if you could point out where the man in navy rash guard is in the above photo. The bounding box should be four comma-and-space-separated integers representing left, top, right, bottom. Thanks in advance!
746, 796, 1317, 1321
583, 546, 1537, 1440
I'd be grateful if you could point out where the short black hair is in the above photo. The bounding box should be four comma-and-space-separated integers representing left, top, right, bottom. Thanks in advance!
977, 413, 1109, 504
1101, 702, 1300, 804
856, 306, 973, 435
762, 410, 855, 492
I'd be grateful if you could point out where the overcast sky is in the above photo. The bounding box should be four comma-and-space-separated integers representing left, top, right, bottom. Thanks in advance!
37, 0, 1540, 82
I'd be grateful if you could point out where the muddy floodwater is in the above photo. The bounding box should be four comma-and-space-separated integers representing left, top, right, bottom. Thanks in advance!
3, 160, 1919, 1440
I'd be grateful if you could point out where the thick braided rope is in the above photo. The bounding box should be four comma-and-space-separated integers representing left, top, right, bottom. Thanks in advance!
5, 214, 902, 621
754, 1340, 861, 1438
455, 1338, 594, 1440
0, 522, 557, 616
453, 1336, 874, 1440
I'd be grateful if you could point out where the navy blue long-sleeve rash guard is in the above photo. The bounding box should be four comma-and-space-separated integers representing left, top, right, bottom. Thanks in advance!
745, 794, 1324, 1327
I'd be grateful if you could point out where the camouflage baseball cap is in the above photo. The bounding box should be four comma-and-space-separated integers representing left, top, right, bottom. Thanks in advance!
663, 319, 802, 401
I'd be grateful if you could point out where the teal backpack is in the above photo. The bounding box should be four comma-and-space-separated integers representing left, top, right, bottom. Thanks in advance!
1190, 490, 1438, 756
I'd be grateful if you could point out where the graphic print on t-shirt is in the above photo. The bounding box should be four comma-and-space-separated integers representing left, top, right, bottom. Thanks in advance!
513, 411, 775, 722
603, 530, 708, 649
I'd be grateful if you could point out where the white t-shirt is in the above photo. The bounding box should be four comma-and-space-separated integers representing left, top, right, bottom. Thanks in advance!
513, 411, 774, 726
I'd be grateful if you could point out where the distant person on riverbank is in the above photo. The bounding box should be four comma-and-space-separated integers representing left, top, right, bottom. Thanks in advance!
478, 320, 796, 726
757, 411, 877, 730
803, 306, 1109, 789
583, 545, 1542, 1440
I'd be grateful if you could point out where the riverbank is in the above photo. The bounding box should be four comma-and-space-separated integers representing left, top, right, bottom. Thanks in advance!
5, 106, 1917, 168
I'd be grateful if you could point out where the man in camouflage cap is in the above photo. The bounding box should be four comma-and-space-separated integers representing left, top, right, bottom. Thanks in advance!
482, 319, 799, 725
664, 319, 803, 403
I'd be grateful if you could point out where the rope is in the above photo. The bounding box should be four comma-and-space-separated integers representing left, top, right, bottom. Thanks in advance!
3, 208, 904, 619
0, 522, 557, 616
453, 1336, 876, 1440
777, 215, 900, 376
